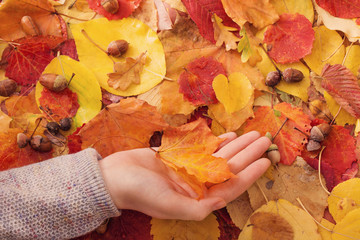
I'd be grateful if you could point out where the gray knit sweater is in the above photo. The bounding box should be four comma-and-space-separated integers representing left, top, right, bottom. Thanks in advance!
0, 148, 120, 240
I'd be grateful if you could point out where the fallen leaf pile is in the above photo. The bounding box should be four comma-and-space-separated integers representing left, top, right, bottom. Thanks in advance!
1, 0, 360, 239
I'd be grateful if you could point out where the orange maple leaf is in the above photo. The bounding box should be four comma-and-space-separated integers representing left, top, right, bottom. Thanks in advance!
79, 98, 168, 157
156, 118, 234, 198
107, 52, 147, 91
243, 103, 311, 165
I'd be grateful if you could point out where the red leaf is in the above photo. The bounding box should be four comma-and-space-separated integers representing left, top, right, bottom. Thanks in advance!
178, 57, 226, 105
39, 88, 80, 122
302, 125, 357, 191
264, 13, 315, 64
243, 103, 311, 165
181, 0, 238, 43
214, 208, 241, 240
87, 0, 142, 20
4, 36, 64, 86
189, 106, 212, 126
67, 125, 84, 154
74, 210, 152, 240
321, 64, 360, 118
0, 129, 53, 171
315, 0, 360, 18
54, 39, 79, 61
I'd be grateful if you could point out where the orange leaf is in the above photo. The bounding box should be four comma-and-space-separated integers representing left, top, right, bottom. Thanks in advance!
108, 52, 147, 91
243, 103, 311, 165
156, 118, 234, 198
79, 98, 168, 157
5, 88, 41, 117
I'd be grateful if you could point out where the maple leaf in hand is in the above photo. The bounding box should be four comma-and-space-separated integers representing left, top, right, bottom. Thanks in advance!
107, 52, 147, 91
156, 118, 234, 198
321, 64, 360, 118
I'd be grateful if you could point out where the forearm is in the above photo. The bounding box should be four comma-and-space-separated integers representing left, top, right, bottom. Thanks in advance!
0, 148, 120, 240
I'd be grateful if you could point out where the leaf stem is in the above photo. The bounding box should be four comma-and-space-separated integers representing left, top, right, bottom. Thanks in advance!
318, 146, 331, 195
81, 29, 115, 64
259, 43, 281, 73
293, 126, 310, 138
273, 117, 288, 140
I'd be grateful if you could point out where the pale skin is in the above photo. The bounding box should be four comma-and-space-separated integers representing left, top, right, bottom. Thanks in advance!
99, 131, 271, 221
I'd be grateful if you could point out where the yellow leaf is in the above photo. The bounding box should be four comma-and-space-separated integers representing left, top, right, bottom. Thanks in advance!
221, 0, 279, 29
256, 45, 310, 102
70, 18, 166, 96
213, 73, 254, 114
303, 26, 345, 75
332, 208, 360, 240
328, 178, 360, 223
55, 0, 95, 26
208, 94, 254, 132
226, 192, 254, 229
238, 199, 321, 240
151, 213, 220, 240
0, 111, 12, 132
318, 218, 334, 240
324, 91, 356, 126
270, 0, 314, 23
35, 55, 102, 128
108, 52, 147, 91
343, 45, 360, 76
212, 14, 241, 51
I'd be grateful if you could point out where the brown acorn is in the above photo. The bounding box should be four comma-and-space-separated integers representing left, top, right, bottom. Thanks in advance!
59, 118, 72, 131
283, 68, 304, 83
101, 0, 119, 14
17, 133, 29, 148
310, 123, 331, 142
0, 79, 17, 97
20, 16, 40, 36
46, 122, 60, 135
107, 40, 129, 57
265, 71, 281, 87
267, 144, 281, 164
39, 73, 68, 92
306, 139, 321, 151
30, 135, 52, 152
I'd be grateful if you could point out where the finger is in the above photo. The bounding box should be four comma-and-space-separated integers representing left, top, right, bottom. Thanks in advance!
206, 158, 271, 203
227, 136, 271, 173
214, 131, 261, 160
217, 132, 237, 149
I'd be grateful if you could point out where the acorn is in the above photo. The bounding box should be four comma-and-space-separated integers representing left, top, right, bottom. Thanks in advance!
20, 16, 40, 36
39, 73, 68, 92
30, 135, 52, 152
0, 79, 17, 97
59, 118, 72, 131
107, 40, 129, 57
96, 219, 109, 234
101, 0, 119, 14
309, 123, 331, 142
306, 139, 321, 152
46, 122, 60, 135
283, 68, 304, 83
17, 133, 29, 148
265, 71, 281, 87
267, 144, 281, 165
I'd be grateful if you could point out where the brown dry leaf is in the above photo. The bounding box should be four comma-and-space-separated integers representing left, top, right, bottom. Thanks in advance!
208, 94, 254, 132
220, 0, 279, 29
132, 0, 158, 32
247, 157, 328, 221
151, 213, 220, 240
108, 52, 147, 91
79, 98, 168, 157
226, 192, 254, 230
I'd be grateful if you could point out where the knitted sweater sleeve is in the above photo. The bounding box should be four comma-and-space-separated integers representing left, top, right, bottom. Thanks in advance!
0, 148, 120, 240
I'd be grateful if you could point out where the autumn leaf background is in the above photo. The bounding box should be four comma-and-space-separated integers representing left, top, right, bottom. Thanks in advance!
1, 0, 360, 239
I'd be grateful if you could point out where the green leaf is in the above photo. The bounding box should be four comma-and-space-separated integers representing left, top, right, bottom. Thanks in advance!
237, 28, 252, 63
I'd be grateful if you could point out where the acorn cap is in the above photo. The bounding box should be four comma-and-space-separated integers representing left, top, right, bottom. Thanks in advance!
265, 132, 273, 141
317, 123, 331, 137
267, 143, 278, 151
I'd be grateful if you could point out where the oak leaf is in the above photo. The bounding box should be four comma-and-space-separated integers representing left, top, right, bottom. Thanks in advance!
264, 13, 315, 64
108, 52, 147, 91
220, 0, 279, 29
321, 64, 360, 118
238, 200, 321, 240
156, 118, 234, 197
315, 0, 360, 18
181, 0, 238, 43
0, 0, 64, 41
151, 213, 220, 240
87, 0, 142, 20
79, 98, 168, 157
212, 14, 241, 51
243, 103, 311, 165
178, 56, 226, 105
237, 27, 253, 63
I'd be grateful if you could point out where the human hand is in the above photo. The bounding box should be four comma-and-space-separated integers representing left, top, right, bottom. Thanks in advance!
98, 131, 271, 221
